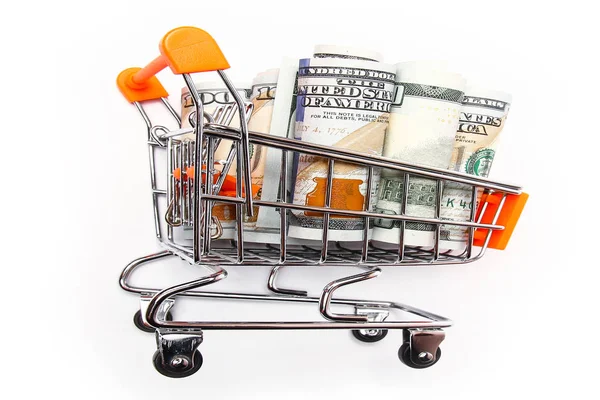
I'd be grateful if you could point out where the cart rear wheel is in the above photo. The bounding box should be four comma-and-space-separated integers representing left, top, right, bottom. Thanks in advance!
133, 309, 173, 333
153, 350, 203, 378
398, 343, 441, 369
352, 329, 388, 343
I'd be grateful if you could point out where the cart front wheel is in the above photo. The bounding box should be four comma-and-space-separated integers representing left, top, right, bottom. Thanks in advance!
398, 343, 441, 369
133, 309, 173, 333
152, 350, 203, 378
352, 329, 388, 343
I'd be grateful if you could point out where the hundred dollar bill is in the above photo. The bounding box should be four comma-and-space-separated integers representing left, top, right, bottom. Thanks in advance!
180, 82, 252, 240
440, 87, 512, 244
372, 63, 466, 248
242, 69, 282, 243
288, 51, 396, 242
255, 58, 300, 233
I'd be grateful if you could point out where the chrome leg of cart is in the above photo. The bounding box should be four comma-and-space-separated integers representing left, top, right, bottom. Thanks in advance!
120, 249, 452, 376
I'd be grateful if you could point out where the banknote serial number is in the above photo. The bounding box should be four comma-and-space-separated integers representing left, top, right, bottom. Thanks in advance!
444, 198, 473, 209
379, 179, 474, 210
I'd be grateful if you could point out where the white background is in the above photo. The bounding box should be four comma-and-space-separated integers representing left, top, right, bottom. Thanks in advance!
2, 1, 598, 398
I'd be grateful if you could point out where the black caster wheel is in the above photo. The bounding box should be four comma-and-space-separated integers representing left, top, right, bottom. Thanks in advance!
153, 350, 203, 378
352, 329, 388, 343
398, 343, 442, 369
133, 309, 173, 333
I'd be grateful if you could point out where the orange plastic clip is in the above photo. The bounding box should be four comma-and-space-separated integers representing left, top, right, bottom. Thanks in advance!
473, 192, 529, 250
117, 26, 230, 103
174, 165, 260, 197
173, 167, 183, 180
183, 166, 234, 188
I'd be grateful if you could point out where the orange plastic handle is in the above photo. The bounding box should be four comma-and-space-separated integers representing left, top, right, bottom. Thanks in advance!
473, 192, 529, 250
117, 26, 230, 103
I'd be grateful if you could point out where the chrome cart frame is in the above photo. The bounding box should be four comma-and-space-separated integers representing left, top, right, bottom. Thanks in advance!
117, 26, 525, 378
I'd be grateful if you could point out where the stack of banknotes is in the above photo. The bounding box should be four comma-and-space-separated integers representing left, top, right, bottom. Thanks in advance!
181, 46, 512, 250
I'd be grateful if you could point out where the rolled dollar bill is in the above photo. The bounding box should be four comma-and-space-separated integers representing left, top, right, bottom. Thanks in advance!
256, 58, 300, 233
449, 87, 511, 176
372, 63, 466, 247
440, 87, 512, 245
180, 82, 252, 240
288, 50, 396, 241
243, 68, 281, 243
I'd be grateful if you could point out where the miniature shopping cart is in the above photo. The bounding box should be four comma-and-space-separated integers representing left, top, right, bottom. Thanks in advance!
117, 27, 528, 378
